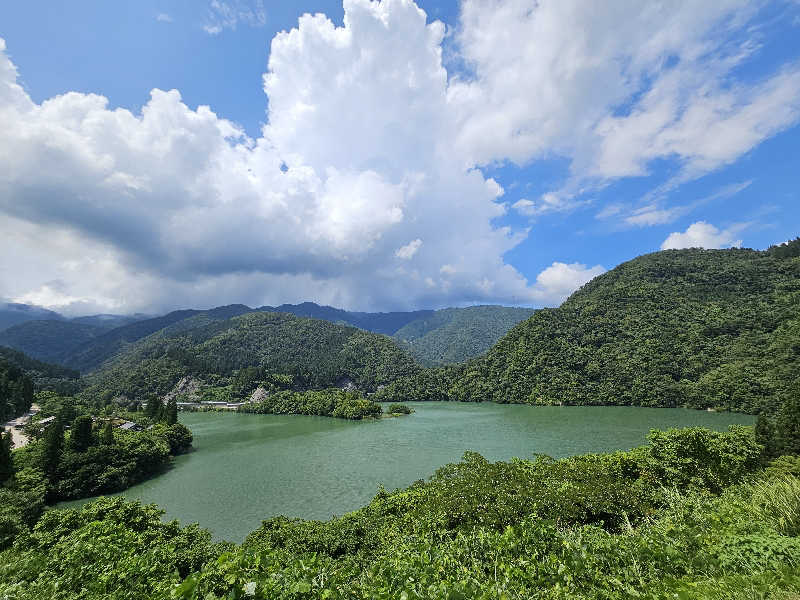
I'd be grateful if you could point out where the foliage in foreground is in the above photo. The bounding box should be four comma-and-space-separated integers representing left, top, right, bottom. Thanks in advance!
2, 425, 798, 599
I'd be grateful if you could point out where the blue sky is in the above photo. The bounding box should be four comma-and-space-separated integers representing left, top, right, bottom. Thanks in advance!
0, 0, 799, 314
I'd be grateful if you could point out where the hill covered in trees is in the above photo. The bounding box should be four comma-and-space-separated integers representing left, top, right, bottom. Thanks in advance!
81, 311, 421, 405
0, 321, 108, 365
380, 241, 800, 415
1, 302, 530, 373
392, 305, 535, 366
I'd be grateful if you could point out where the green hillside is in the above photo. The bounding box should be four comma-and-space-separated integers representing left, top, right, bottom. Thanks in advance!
393, 305, 535, 366
82, 311, 420, 404
380, 242, 800, 415
0, 320, 105, 364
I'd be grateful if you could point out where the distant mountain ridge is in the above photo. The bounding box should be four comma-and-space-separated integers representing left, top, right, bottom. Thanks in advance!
393, 305, 536, 366
0, 301, 533, 373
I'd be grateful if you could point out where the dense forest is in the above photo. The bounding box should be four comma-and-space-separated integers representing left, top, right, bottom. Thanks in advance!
0, 359, 33, 423
240, 388, 383, 420
80, 311, 421, 406
1, 423, 799, 598
380, 242, 800, 416
0, 320, 107, 365
392, 305, 535, 366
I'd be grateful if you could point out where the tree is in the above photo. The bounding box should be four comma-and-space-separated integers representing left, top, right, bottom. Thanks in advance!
41, 418, 64, 478
0, 430, 13, 484
754, 414, 778, 460
101, 420, 115, 445
165, 398, 178, 426
69, 415, 94, 452
776, 391, 800, 456
145, 395, 163, 420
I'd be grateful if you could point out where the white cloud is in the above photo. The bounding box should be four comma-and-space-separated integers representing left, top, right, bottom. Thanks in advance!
204, 0, 266, 35
660, 221, 746, 250
395, 239, 422, 260
448, 1, 800, 203
0, 2, 536, 314
156, 13, 173, 23
0, 0, 794, 315
530, 262, 606, 305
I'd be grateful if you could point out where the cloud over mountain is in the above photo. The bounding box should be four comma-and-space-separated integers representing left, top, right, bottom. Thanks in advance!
0, 0, 797, 314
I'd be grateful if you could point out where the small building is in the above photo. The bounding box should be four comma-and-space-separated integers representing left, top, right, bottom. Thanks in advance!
117, 421, 143, 432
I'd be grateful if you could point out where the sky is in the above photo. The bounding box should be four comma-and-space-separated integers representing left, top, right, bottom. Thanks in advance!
0, 0, 799, 315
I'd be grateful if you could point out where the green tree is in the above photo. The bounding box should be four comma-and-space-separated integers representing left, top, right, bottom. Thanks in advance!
100, 420, 115, 445
0, 430, 13, 484
41, 417, 64, 478
754, 414, 778, 459
69, 415, 94, 452
775, 390, 800, 456
145, 395, 163, 419
165, 398, 178, 425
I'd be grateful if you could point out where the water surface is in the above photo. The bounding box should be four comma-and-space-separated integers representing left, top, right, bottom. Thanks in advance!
65, 402, 753, 541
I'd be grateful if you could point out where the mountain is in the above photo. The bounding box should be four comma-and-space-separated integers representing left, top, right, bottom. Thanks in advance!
81, 311, 421, 404
380, 242, 800, 415
0, 302, 63, 332
70, 314, 146, 330
258, 302, 434, 335
0, 320, 106, 365
392, 306, 536, 366
63, 304, 256, 373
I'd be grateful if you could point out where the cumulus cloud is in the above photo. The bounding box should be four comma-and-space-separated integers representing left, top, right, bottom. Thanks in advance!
661, 221, 746, 250
156, 13, 173, 23
529, 262, 606, 305
0, 3, 532, 314
0, 0, 794, 314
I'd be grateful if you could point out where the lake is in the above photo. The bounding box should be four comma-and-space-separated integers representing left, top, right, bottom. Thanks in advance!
63, 402, 754, 541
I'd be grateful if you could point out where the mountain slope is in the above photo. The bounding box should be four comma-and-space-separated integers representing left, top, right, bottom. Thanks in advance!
64, 304, 256, 373
393, 306, 535, 366
258, 302, 434, 335
0, 320, 105, 364
380, 243, 800, 415
82, 311, 421, 403
0, 302, 62, 332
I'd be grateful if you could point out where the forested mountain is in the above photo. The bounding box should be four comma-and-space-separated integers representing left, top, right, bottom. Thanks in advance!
82, 311, 420, 404
381, 242, 800, 415
258, 302, 434, 335
393, 305, 535, 366
63, 304, 255, 373
0, 357, 33, 422
0, 320, 106, 364
0, 303, 62, 331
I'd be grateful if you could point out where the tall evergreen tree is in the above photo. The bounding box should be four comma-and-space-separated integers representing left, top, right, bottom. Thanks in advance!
0, 430, 13, 484
70, 415, 94, 452
754, 414, 778, 459
101, 420, 115, 445
776, 391, 800, 456
165, 398, 178, 425
145, 395, 163, 419
41, 417, 64, 478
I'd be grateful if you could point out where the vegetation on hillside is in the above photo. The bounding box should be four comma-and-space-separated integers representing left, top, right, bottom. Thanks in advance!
392, 305, 535, 366
240, 388, 382, 420
380, 245, 800, 416
80, 312, 420, 407
0, 320, 105, 364
1, 425, 799, 598
0, 358, 33, 423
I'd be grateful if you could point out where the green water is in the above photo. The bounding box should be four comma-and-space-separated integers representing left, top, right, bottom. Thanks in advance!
64, 402, 753, 541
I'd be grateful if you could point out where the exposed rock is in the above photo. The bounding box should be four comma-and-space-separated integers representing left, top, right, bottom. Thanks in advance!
163, 376, 203, 402
249, 387, 269, 403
